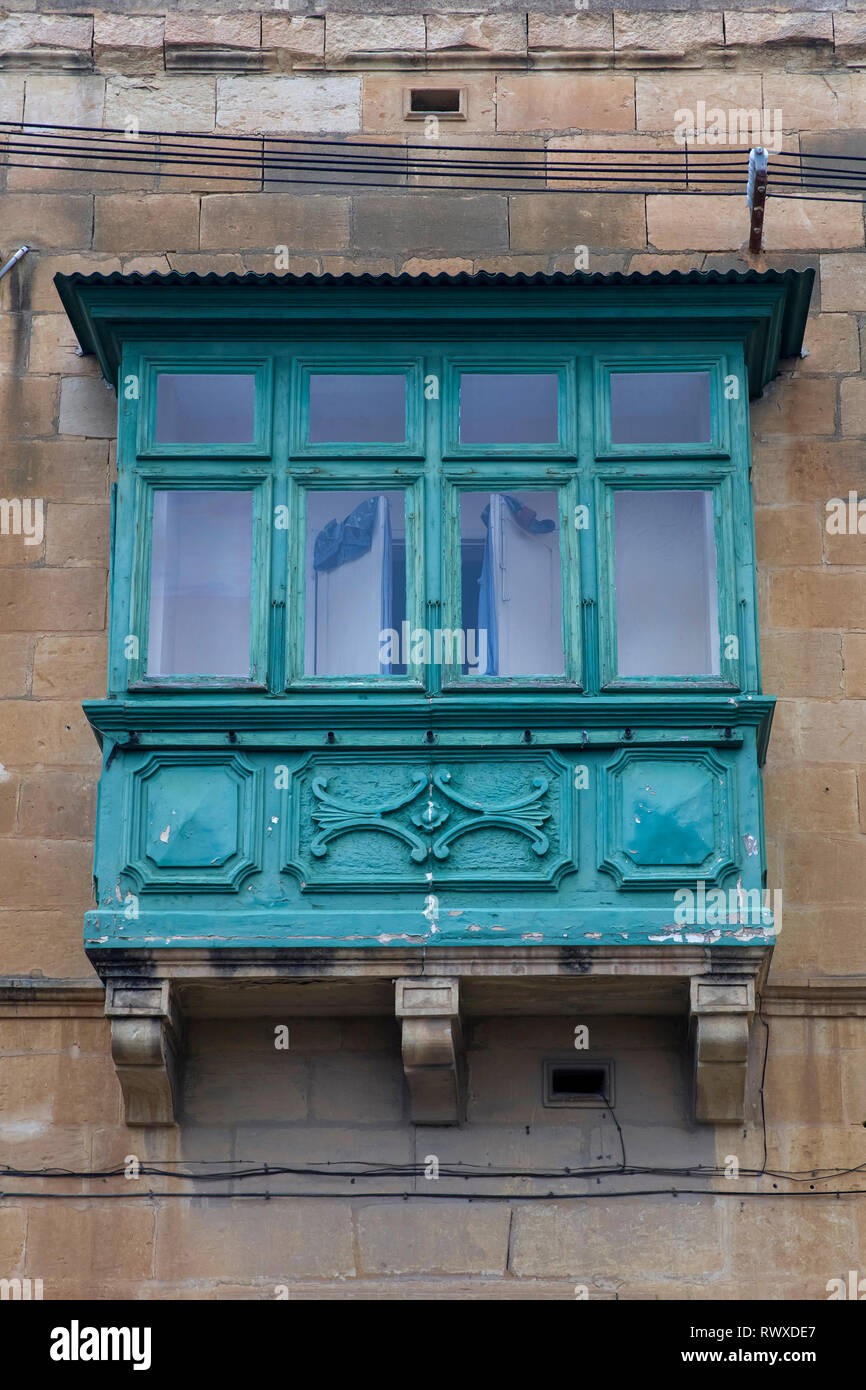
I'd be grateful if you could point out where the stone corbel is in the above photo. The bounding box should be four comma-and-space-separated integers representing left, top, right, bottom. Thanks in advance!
105, 980, 184, 1126
395, 978, 465, 1125
689, 977, 755, 1124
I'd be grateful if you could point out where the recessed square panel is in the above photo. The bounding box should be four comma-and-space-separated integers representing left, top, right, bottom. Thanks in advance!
123, 753, 262, 892
154, 373, 256, 444
609, 370, 711, 445
599, 749, 736, 889
308, 373, 406, 443
459, 372, 559, 445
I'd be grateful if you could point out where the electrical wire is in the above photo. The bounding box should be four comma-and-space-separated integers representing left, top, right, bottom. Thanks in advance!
1, 1188, 864, 1201
757, 997, 771, 1178
2, 1160, 863, 1184
2, 121, 866, 199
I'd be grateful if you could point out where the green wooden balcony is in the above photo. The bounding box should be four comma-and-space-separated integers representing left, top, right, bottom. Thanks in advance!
57, 267, 811, 1126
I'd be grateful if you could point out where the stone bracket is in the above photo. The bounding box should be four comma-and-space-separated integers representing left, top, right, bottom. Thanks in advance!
105, 979, 184, 1127
689, 976, 755, 1124
395, 978, 465, 1126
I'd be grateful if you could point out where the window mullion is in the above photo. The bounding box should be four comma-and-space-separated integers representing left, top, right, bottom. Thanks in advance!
425, 350, 444, 697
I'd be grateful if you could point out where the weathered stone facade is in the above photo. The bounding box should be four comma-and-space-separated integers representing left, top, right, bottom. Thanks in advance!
1, 6, 865, 1299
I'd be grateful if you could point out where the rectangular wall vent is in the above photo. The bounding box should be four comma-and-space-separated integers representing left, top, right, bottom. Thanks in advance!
543, 1060, 614, 1108
404, 88, 466, 120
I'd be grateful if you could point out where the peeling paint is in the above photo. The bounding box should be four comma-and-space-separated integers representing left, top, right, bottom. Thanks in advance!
159, 825, 171, 842
743, 833, 759, 856
584, 931, 602, 939
521, 932, 543, 941
423, 893, 440, 933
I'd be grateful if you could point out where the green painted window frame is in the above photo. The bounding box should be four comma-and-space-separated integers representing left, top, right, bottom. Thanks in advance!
442, 356, 577, 460
291, 358, 425, 459
441, 471, 582, 689
112, 335, 757, 700
286, 469, 426, 690
593, 354, 731, 461
595, 471, 741, 692
127, 471, 273, 691
136, 355, 274, 460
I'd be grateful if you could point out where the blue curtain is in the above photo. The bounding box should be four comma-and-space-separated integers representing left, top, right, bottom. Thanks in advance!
314, 495, 381, 572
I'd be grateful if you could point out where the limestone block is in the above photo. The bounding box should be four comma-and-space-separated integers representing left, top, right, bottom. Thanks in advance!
216, 74, 361, 132
58, 378, 116, 440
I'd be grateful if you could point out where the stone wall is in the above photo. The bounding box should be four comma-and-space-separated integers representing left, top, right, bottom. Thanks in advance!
0, 7, 865, 1299
1, 1010, 861, 1298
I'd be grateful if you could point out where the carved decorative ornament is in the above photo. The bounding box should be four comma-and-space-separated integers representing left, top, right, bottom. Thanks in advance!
284, 752, 573, 891
310, 768, 551, 862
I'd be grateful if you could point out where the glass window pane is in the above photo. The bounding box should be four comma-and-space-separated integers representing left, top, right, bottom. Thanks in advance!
609, 371, 711, 445
308, 374, 406, 443
154, 373, 256, 444
614, 489, 720, 677
459, 373, 559, 445
305, 490, 406, 676
459, 490, 563, 676
147, 490, 253, 677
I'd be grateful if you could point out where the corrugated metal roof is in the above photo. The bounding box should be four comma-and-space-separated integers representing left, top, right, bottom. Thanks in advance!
56, 265, 811, 291
54, 265, 814, 392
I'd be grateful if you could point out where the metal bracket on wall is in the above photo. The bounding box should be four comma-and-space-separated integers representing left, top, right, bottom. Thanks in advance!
0, 245, 29, 282
395, 977, 465, 1125
105, 979, 184, 1126
746, 147, 769, 261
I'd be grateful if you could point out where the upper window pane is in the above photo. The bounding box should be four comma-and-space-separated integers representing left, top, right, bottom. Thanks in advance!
459, 490, 563, 676
154, 373, 256, 444
459, 373, 559, 445
147, 490, 253, 677
308, 374, 406, 443
614, 489, 720, 677
305, 489, 407, 676
609, 371, 711, 445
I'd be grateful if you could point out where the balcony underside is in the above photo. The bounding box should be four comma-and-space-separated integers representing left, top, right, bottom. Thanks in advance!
92, 944, 770, 1130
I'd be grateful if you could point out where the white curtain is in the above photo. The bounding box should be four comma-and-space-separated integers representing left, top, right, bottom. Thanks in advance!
484, 493, 563, 677
309, 495, 391, 675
